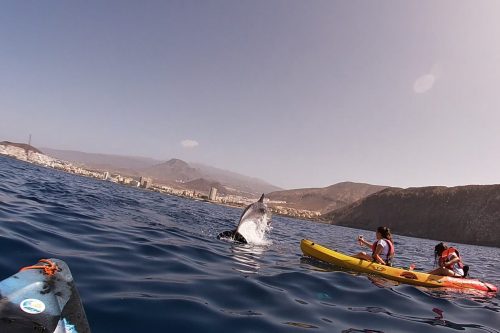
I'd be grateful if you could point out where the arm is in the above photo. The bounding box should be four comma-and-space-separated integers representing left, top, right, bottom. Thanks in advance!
372, 244, 386, 265
444, 253, 460, 267
357, 236, 371, 248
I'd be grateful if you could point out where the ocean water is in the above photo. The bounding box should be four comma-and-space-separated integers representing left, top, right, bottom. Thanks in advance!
0, 156, 499, 333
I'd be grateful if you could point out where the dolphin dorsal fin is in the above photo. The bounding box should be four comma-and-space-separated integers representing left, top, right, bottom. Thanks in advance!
258, 193, 265, 202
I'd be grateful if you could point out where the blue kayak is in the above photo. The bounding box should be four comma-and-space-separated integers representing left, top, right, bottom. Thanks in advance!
0, 258, 91, 332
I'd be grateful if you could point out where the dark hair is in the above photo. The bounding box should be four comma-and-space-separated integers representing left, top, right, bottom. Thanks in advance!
434, 242, 446, 256
434, 242, 447, 265
377, 226, 392, 241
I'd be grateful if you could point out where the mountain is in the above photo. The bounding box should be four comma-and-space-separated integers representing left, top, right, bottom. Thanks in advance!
143, 160, 280, 195
191, 162, 282, 194
41, 147, 280, 195
267, 182, 387, 213
1, 141, 43, 154
323, 185, 500, 247
143, 159, 202, 183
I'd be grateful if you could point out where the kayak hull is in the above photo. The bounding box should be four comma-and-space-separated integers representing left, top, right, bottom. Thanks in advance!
301, 239, 497, 293
0, 258, 91, 333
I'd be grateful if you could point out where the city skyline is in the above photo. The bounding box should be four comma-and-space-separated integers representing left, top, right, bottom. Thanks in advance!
1, 1, 500, 189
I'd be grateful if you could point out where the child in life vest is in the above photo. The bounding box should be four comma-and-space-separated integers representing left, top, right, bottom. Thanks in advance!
354, 226, 395, 266
429, 242, 467, 277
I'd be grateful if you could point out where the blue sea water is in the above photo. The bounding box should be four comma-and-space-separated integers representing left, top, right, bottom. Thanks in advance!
0, 156, 499, 333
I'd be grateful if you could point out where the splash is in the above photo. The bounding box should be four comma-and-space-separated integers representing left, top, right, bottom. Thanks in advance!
236, 213, 272, 245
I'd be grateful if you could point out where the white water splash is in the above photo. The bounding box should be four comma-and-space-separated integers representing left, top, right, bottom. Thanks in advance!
236, 213, 272, 245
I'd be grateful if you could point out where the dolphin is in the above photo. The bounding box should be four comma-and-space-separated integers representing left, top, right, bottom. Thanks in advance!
217, 194, 270, 244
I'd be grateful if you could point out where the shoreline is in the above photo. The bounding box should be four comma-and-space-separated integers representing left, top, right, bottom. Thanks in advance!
0, 148, 321, 222
3, 147, 497, 249
1, 153, 498, 249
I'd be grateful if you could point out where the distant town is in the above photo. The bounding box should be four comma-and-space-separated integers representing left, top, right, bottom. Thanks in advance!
0, 142, 321, 220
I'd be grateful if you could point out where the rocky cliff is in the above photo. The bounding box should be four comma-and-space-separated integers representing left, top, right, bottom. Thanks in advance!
323, 185, 500, 247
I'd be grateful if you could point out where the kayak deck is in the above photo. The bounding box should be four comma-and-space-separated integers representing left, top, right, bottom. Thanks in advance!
0, 258, 91, 333
301, 239, 497, 293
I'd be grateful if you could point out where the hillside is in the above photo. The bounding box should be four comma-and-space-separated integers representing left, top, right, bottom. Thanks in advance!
268, 182, 387, 213
191, 163, 282, 194
143, 159, 202, 183
1, 141, 43, 154
41, 147, 280, 195
41, 148, 159, 171
323, 185, 500, 247
182, 178, 229, 196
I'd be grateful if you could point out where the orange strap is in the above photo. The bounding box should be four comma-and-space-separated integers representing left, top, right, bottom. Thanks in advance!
20, 259, 59, 276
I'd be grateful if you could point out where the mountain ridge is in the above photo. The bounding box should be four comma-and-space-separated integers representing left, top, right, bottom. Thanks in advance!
268, 182, 388, 213
41, 147, 281, 195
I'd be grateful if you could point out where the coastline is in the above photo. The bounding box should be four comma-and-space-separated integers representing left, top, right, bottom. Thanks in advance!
0, 144, 320, 222
1, 147, 498, 248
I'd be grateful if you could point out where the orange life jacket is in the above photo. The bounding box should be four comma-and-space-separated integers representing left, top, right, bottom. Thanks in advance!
371, 239, 395, 265
439, 247, 464, 270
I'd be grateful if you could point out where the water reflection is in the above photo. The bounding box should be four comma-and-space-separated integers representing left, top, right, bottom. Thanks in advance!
347, 306, 497, 332
229, 243, 267, 275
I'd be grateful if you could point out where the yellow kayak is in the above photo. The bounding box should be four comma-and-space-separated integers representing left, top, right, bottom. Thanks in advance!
301, 239, 497, 292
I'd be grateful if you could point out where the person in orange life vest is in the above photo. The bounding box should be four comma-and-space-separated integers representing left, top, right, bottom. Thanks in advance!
429, 242, 467, 277
354, 226, 395, 266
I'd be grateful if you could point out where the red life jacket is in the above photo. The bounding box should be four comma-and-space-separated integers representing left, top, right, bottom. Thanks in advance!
371, 238, 395, 265
439, 247, 464, 270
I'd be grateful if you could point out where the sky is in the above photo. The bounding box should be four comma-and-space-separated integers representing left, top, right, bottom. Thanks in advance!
1, 1, 500, 189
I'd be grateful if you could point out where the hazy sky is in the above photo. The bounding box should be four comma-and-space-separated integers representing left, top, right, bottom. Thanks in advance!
1, 1, 499, 189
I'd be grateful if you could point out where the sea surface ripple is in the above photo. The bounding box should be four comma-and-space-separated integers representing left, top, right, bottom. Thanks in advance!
0, 156, 499, 332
